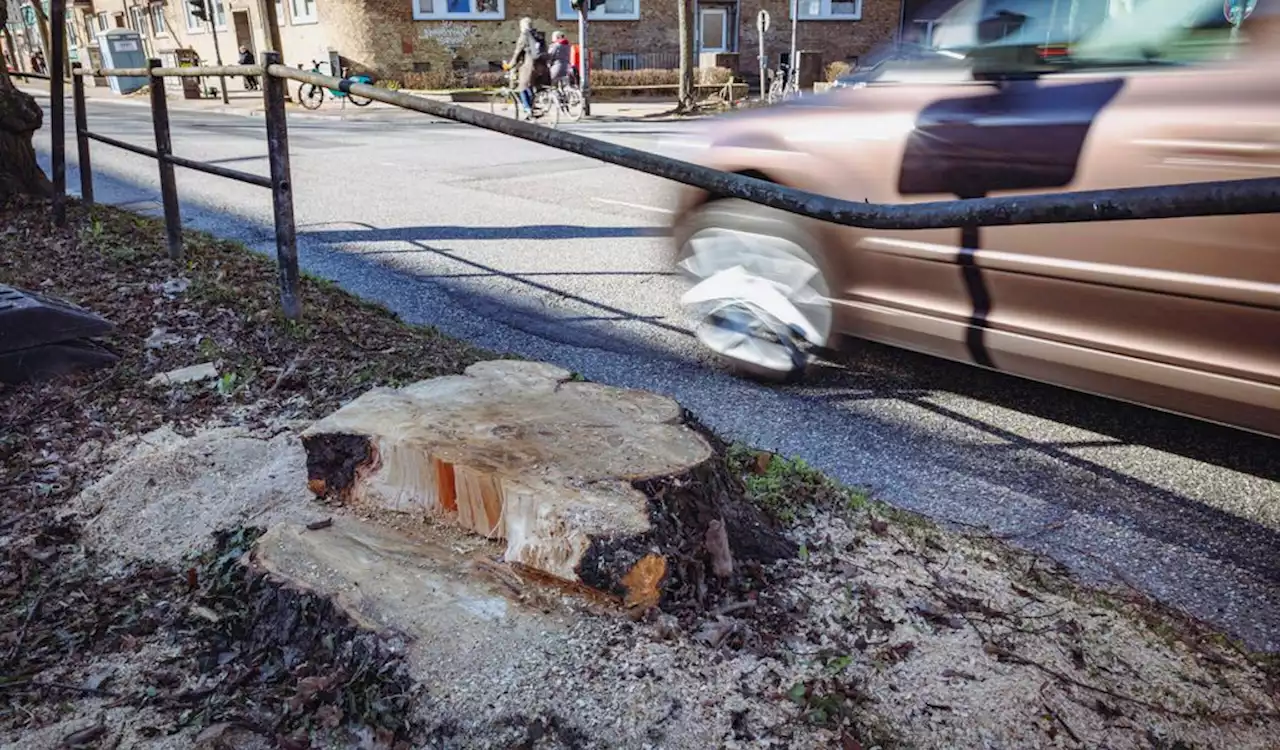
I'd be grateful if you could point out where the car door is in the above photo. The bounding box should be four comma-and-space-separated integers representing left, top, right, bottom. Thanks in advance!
995, 59, 1280, 433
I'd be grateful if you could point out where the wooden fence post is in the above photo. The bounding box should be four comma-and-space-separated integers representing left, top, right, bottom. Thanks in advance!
71, 63, 93, 204
261, 52, 301, 320
149, 58, 183, 260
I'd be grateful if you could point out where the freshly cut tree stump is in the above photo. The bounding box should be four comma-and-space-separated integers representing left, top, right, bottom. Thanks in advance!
302, 360, 793, 611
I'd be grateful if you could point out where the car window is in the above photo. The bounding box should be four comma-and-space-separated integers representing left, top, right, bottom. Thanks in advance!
930, 0, 1246, 70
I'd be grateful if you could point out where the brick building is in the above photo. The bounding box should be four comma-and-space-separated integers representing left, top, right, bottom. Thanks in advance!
9, 0, 903, 84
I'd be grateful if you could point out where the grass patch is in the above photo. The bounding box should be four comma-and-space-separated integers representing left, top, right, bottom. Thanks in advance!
726, 443, 930, 532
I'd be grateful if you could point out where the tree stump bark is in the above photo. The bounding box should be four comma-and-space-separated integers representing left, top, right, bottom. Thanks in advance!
0, 69, 52, 202
302, 360, 794, 612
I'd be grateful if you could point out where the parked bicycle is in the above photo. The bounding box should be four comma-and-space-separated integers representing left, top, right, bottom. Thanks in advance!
765, 61, 800, 105
296, 60, 373, 110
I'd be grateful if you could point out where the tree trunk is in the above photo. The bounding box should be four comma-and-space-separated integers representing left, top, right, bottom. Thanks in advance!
0, 3, 52, 202
676, 0, 696, 113
301, 360, 794, 614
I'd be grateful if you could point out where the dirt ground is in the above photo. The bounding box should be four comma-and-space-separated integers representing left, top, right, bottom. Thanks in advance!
2, 198, 1278, 749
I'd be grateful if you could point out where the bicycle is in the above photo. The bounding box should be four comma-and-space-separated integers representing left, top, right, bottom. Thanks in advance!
489, 69, 560, 126
765, 62, 800, 105
296, 60, 374, 110
553, 71, 586, 122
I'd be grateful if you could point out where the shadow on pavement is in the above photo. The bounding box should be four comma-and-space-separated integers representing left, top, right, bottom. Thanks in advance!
305, 224, 670, 243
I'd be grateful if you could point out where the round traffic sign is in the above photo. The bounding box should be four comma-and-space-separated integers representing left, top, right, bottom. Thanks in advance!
757, 9, 771, 33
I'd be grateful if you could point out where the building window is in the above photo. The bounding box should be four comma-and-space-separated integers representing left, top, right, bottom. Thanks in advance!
130, 6, 148, 34
97, 11, 110, 32
65, 18, 78, 46
555, 0, 637, 20
212, 0, 227, 28
412, 0, 502, 21
290, 0, 318, 24
794, 0, 861, 20
183, 1, 202, 31
151, 3, 167, 35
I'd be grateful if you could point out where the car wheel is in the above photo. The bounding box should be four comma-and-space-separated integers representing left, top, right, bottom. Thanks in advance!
674, 199, 833, 383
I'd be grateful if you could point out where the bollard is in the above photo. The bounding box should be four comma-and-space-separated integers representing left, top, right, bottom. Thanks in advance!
149, 58, 183, 260
71, 64, 93, 205
262, 52, 302, 320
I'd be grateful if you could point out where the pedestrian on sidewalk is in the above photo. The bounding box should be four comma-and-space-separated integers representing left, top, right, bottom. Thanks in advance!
239, 47, 259, 91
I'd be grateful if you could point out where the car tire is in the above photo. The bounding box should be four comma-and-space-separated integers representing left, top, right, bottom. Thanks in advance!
674, 198, 834, 384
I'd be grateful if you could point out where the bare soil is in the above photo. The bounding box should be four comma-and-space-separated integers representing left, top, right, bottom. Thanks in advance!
2, 198, 1278, 750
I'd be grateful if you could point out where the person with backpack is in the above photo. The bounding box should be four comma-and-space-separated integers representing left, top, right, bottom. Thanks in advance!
504, 17, 550, 120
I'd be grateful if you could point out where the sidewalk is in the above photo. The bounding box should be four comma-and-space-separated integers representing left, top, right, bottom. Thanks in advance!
15, 76, 695, 123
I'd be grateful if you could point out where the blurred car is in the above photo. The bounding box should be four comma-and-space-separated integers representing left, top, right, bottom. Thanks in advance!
828, 44, 968, 90
671, 0, 1280, 437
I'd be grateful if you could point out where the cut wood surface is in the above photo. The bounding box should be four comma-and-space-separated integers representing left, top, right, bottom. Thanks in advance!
302, 360, 792, 610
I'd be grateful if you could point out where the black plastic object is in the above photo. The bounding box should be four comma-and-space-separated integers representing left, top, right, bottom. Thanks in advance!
0, 284, 117, 384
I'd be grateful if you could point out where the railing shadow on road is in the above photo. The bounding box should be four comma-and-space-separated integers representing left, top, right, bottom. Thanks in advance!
297, 219, 692, 340
805, 377, 1280, 582
812, 340, 1280, 481
304, 224, 671, 242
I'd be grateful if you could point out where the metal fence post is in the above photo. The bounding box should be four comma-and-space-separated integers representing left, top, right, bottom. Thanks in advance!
149, 58, 183, 260
261, 52, 302, 320
50, 0, 66, 226
71, 64, 93, 205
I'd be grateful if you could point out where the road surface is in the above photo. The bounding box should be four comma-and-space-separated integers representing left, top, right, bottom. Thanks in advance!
25, 89, 1280, 651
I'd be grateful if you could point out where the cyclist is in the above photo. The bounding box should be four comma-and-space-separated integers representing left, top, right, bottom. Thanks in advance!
503, 17, 548, 120
548, 31, 573, 89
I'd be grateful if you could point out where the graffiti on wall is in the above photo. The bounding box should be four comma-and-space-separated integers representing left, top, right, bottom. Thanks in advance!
420, 22, 478, 50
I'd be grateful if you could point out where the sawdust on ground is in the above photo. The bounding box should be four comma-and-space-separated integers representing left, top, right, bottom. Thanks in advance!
63, 422, 1280, 750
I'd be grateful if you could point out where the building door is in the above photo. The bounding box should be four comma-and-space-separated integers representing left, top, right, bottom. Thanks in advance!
233, 10, 255, 58
699, 7, 728, 53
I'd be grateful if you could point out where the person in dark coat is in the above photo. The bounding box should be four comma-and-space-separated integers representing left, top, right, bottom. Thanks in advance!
238, 47, 259, 90
505, 17, 548, 119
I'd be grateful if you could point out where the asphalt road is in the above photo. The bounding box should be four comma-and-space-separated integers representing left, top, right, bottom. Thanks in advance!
25, 91, 1280, 652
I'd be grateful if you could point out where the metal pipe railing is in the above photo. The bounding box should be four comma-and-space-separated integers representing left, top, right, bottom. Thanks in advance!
74, 65, 263, 78
83, 131, 271, 188
265, 64, 1280, 232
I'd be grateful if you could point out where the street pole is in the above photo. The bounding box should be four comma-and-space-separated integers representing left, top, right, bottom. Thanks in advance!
789, 0, 798, 92
577, 5, 590, 116
756, 10, 769, 101
207, 1, 229, 104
